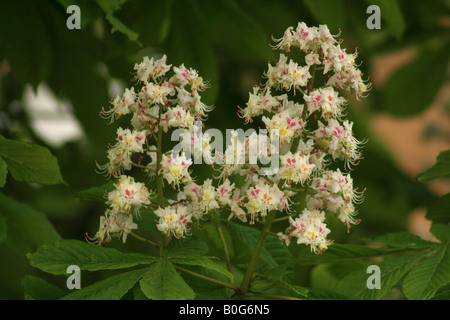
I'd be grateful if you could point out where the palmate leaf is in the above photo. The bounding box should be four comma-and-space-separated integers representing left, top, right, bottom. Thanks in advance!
94, 0, 141, 45
383, 44, 450, 117
165, 237, 209, 258
28, 239, 157, 275
417, 150, 450, 182
294, 243, 425, 265
21, 275, 66, 300
0, 192, 60, 251
62, 268, 148, 300
171, 256, 234, 282
403, 246, 450, 300
226, 221, 289, 268
0, 136, 65, 185
426, 193, 450, 224
335, 251, 428, 300
76, 181, 115, 202
140, 259, 195, 300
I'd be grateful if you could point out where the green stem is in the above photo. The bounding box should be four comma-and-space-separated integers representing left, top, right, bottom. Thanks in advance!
175, 265, 239, 291
217, 225, 232, 274
155, 106, 165, 256
131, 162, 150, 170
130, 232, 159, 247
239, 210, 277, 295
273, 212, 298, 223
308, 65, 317, 91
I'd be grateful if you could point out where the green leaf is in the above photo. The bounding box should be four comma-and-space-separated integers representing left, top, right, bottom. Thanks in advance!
76, 181, 115, 202
28, 239, 157, 275
305, 288, 351, 300
0, 136, 65, 185
302, 0, 346, 32
264, 233, 292, 266
62, 267, 148, 300
165, 237, 209, 258
370, 232, 433, 248
226, 221, 277, 268
21, 275, 66, 300
335, 252, 427, 300
365, 0, 406, 40
0, 214, 6, 244
140, 259, 195, 300
383, 44, 450, 117
295, 243, 423, 265
430, 224, 450, 243
105, 13, 141, 45
403, 246, 450, 300
431, 283, 450, 300
417, 150, 450, 182
178, 265, 230, 300
172, 256, 233, 281
95, 0, 129, 13
426, 193, 450, 224
0, 157, 7, 187
0, 192, 59, 250
93, 0, 140, 44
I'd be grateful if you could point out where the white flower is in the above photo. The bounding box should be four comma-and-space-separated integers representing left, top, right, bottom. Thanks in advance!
216, 178, 235, 206
166, 106, 195, 129
305, 52, 320, 66
314, 119, 364, 167
134, 55, 171, 83
96, 128, 147, 177
262, 109, 304, 143
100, 87, 136, 123
303, 87, 346, 120
140, 82, 174, 106
116, 128, 147, 153
309, 169, 364, 227
159, 153, 192, 189
155, 206, 192, 239
88, 211, 138, 245
173, 64, 208, 91
238, 87, 281, 123
245, 180, 288, 223
199, 179, 219, 213
279, 209, 331, 253
278, 151, 315, 185
294, 22, 316, 50
107, 175, 152, 215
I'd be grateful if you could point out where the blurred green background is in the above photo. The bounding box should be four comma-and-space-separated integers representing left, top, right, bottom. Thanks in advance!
0, 0, 449, 299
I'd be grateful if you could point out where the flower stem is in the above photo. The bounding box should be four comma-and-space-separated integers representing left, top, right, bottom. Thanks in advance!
130, 232, 159, 247
155, 105, 165, 256
239, 210, 277, 295
217, 225, 232, 274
